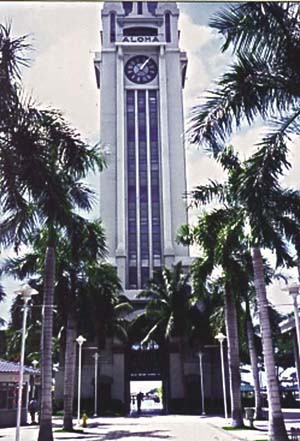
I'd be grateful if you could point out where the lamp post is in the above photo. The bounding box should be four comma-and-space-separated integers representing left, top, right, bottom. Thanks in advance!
31, 360, 38, 399
15, 284, 38, 441
215, 332, 228, 419
76, 335, 86, 427
283, 282, 300, 396
93, 353, 99, 417
198, 351, 206, 416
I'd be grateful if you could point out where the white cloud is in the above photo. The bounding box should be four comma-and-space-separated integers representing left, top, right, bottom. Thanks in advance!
179, 12, 214, 53
179, 12, 231, 114
1, 3, 102, 139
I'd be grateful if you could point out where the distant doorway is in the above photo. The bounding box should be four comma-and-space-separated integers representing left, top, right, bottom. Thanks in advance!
130, 380, 163, 415
126, 340, 168, 414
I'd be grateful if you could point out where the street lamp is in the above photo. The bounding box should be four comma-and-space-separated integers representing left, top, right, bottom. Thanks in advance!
31, 360, 39, 399
198, 351, 206, 416
215, 332, 228, 420
15, 284, 38, 441
76, 335, 86, 427
282, 282, 300, 396
93, 353, 99, 417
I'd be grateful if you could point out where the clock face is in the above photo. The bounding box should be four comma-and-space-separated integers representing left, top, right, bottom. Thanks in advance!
125, 55, 158, 84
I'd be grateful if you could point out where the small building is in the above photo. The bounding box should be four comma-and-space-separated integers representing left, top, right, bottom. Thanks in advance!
0, 359, 39, 427
279, 316, 300, 391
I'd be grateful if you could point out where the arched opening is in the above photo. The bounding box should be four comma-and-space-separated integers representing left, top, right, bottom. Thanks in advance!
165, 13, 171, 43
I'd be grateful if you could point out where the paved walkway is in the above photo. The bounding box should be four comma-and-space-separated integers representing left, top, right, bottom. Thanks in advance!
2, 410, 300, 441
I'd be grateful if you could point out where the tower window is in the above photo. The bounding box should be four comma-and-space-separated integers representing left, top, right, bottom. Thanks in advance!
123, 27, 157, 37
123, 2, 133, 15
165, 13, 171, 43
110, 12, 116, 43
147, 2, 157, 15
137, 2, 143, 15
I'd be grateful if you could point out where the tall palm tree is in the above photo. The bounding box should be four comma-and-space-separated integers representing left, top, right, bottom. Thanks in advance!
184, 147, 300, 440
1, 26, 105, 440
237, 148, 300, 441
179, 208, 245, 427
60, 218, 110, 431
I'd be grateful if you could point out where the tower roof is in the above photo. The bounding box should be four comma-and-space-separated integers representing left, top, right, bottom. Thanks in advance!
102, 2, 179, 17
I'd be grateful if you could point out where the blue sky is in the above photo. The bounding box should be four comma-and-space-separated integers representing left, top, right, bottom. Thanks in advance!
1, 2, 299, 326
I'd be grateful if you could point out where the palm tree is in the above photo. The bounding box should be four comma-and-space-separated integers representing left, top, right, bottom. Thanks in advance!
1, 109, 103, 441
188, 3, 300, 158
134, 262, 192, 410
1, 221, 124, 430
57, 218, 107, 430
179, 208, 245, 427
1, 26, 105, 440
184, 146, 300, 440
237, 149, 300, 441
192, 256, 264, 420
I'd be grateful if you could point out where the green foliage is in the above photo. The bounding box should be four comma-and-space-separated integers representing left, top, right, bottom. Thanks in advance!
133, 262, 194, 344
1, 219, 128, 357
188, 3, 300, 158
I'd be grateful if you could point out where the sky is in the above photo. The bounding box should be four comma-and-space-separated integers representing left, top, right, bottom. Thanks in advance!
1, 1, 300, 326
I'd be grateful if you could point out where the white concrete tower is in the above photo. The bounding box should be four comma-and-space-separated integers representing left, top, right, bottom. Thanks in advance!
95, 1, 189, 294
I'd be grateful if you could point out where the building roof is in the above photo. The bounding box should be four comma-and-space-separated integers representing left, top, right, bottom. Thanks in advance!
0, 359, 39, 374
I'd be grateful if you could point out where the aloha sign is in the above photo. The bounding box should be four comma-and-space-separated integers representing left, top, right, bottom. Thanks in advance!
122, 36, 160, 43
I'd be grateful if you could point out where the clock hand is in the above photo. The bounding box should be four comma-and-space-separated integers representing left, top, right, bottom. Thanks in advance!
140, 57, 151, 71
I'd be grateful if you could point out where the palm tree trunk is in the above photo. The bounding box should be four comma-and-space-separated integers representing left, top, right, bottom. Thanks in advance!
38, 245, 55, 441
179, 338, 187, 411
245, 300, 263, 419
251, 247, 288, 441
224, 283, 244, 427
63, 311, 77, 430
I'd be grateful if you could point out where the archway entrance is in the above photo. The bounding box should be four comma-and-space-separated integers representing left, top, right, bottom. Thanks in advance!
125, 340, 168, 414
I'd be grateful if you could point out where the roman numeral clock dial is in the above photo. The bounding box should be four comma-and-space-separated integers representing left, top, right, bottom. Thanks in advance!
125, 55, 158, 84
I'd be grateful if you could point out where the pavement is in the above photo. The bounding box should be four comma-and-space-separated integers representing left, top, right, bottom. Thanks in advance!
1, 410, 300, 441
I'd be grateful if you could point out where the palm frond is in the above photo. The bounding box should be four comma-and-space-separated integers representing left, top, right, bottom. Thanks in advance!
189, 180, 226, 206
1, 253, 40, 279
210, 3, 299, 62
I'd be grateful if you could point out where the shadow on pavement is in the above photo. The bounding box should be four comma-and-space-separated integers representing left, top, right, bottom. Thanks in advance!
57, 430, 171, 440
57, 435, 101, 440
101, 430, 171, 439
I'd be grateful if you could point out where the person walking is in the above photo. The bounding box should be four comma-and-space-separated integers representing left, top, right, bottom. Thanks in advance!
28, 398, 39, 424
136, 392, 144, 415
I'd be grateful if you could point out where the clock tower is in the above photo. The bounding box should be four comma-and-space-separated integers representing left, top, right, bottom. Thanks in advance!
54, 3, 225, 413
94, 1, 189, 294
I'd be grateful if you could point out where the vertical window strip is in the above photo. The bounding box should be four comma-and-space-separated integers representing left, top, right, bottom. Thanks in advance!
165, 13, 171, 43
138, 90, 149, 287
126, 91, 138, 288
135, 90, 142, 288
146, 90, 153, 279
149, 90, 162, 269
137, 2, 143, 15
110, 12, 116, 43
